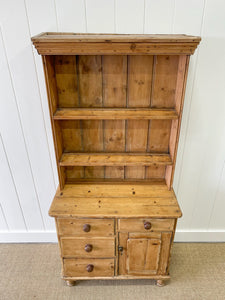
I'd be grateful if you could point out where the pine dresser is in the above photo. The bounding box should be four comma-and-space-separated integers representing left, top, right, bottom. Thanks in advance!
32, 33, 200, 287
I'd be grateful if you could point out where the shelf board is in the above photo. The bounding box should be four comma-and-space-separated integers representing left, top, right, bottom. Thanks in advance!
59, 153, 172, 167
53, 108, 178, 120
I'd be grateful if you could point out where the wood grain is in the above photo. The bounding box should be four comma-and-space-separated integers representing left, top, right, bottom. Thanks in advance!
127, 238, 161, 274
60, 153, 172, 167
54, 56, 78, 107
57, 218, 115, 236
53, 108, 178, 120
103, 55, 127, 178
78, 56, 104, 179
63, 258, 115, 277
60, 237, 115, 257
118, 218, 175, 232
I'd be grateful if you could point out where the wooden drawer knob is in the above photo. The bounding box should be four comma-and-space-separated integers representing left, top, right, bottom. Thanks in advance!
86, 264, 94, 272
85, 244, 93, 252
144, 221, 151, 230
83, 224, 91, 232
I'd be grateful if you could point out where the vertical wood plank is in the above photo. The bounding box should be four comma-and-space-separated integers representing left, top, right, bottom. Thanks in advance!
158, 232, 172, 275
115, 0, 145, 34
127, 56, 153, 107
78, 56, 103, 107
103, 56, 127, 178
126, 56, 152, 179
148, 120, 171, 153
118, 232, 128, 275
151, 56, 179, 108
86, 0, 115, 33
60, 121, 82, 152
82, 120, 104, 178
55, 56, 79, 108
78, 56, 104, 178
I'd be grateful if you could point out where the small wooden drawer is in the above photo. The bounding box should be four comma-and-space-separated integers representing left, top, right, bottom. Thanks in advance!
63, 258, 115, 277
61, 237, 115, 257
118, 218, 175, 232
57, 218, 114, 236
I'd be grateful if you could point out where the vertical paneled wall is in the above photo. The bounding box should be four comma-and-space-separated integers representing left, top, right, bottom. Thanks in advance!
0, 0, 225, 242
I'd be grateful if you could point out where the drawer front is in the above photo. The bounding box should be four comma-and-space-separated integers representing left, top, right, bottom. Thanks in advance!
118, 218, 175, 232
63, 258, 114, 277
61, 237, 115, 257
57, 218, 114, 236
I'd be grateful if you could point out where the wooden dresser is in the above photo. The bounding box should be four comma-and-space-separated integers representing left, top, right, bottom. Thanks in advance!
32, 33, 200, 287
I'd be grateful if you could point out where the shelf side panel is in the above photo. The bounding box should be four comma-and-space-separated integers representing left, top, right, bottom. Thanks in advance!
42, 56, 65, 188
165, 55, 190, 189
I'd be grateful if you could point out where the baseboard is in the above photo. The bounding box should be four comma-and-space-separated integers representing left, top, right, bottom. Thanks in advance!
0, 231, 58, 243
175, 230, 225, 242
0, 230, 225, 243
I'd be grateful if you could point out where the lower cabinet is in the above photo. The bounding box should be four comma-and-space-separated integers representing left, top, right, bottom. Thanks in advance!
57, 217, 175, 280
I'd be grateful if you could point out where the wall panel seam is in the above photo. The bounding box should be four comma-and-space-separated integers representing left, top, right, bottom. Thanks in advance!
24, 0, 57, 190
0, 26, 44, 230
176, 0, 206, 196
0, 134, 27, 230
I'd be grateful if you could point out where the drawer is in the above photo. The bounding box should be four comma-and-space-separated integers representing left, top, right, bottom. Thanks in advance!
118, 218, 175, 232
63, 258, 114, 277
61, 237, 115, 257
57, 218, 114, 236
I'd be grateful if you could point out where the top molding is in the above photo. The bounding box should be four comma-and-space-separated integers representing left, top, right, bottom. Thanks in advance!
31, 32, 201, 55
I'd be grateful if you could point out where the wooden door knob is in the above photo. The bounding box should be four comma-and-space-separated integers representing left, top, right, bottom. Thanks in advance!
86, 264, 94, 272
83, 224, 91, 232
144, 221, 151, 230
85, 244, 93, 252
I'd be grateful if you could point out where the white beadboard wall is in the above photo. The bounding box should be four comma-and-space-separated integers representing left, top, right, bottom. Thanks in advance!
0, 0, 225, 242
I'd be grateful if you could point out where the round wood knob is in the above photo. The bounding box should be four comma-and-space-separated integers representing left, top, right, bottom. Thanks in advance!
86, 264, 94, 272
144, 221, 151, 230
85, 244, 93, 252
83, 224, 91, 232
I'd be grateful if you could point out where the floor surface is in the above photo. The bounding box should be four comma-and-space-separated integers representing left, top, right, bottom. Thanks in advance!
0, 243, 225, 300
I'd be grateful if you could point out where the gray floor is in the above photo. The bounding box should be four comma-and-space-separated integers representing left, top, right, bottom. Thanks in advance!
0, 243, 225, 300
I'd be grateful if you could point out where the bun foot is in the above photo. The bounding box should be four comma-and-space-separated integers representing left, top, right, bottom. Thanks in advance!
66, 280, 76, 287
156, 279, 165, 287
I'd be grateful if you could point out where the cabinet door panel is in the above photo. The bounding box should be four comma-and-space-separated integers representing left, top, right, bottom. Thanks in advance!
127, 238, 161, 275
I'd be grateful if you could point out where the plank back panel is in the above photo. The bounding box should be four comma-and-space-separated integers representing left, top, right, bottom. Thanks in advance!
44, 53, 189, 186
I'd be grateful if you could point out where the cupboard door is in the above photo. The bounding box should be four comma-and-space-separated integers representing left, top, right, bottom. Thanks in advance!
127, 238, 161, 275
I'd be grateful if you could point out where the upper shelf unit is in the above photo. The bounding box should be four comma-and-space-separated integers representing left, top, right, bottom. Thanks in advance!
35, 33, 201, 189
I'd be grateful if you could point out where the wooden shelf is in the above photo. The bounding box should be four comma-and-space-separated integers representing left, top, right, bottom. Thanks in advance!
49, 183, 182, 218
53, 108, 178, 120
59, 153, 172, 167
